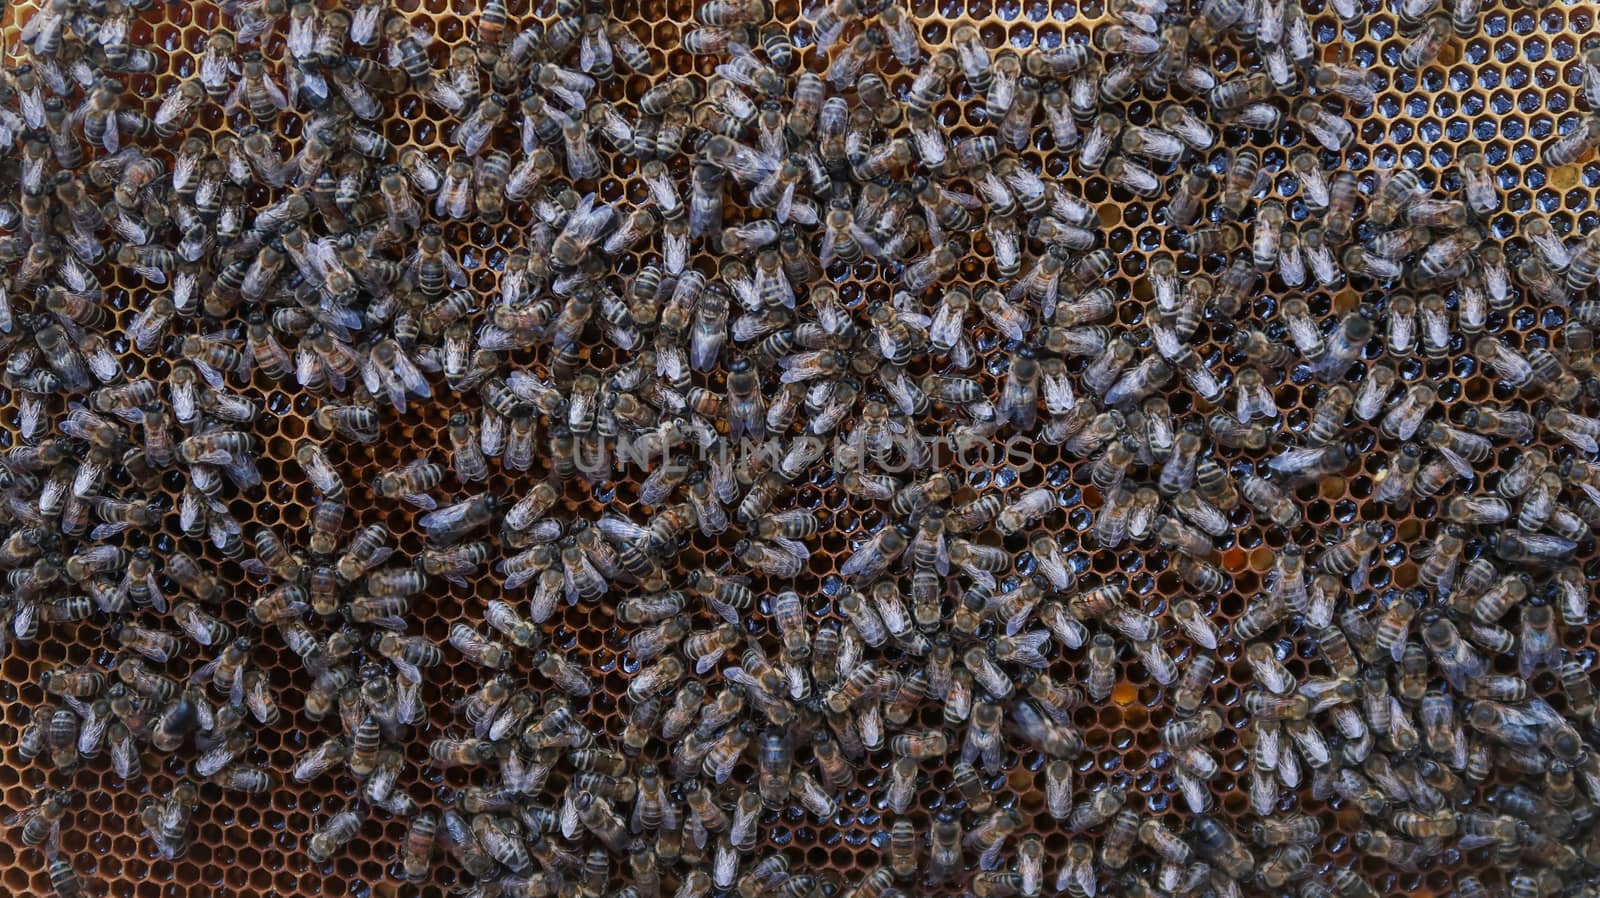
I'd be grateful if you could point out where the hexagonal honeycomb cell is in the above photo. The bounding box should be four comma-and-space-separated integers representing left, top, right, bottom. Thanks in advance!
3, 0, 1600, 895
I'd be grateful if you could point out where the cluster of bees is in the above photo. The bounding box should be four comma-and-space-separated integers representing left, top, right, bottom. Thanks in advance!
4, 0, 1600, 894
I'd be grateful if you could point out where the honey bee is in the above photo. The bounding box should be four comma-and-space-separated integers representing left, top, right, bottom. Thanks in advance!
447, 622, 513, 670
536, 649, 596, 697
172, 601, 231, 648
307, 808, 364, 864
44, 851, 87, 898
374, 633, 445, 683
1401, 14, 1453, 70
419, 494, 497, 546
8, 788, 73, 847
1083, 633, 1118, 702
140, 780, 199, 859
392, 811, 438, 883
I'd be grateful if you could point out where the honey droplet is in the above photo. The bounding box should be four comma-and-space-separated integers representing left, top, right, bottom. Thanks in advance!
1112, 681, 1139, 706
1222, 548, 1249, 571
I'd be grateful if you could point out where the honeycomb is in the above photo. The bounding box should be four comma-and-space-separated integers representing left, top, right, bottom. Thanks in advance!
2, 0, 1600, 894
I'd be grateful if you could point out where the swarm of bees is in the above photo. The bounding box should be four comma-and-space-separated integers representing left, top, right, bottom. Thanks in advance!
4, 0, 1600, 894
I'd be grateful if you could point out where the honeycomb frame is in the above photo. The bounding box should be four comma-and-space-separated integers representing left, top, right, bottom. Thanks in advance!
2, 0, 1600, 895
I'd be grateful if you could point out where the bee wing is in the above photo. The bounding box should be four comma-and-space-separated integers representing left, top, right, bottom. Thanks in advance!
773, 536, 810, 561
597, 514, 650, 543
500, 565, 535, 591
391, 658, 423, 684
341, 1, 379, 43
193, 446, 239, 465
579, 29, 611, 74
1032, 272, 1061, 319
960, 561, 999, 592
817, 224, 839, 267
200, 52, 232, 91
293, 232, 332, 280
419, 503, 468, 532
1559, 427, 1600, 454
447, 184, 473, 218
295, 345, 323, 387
850, 222, 884, 259
292, 65, 330, 105
16, 88, 45, 130
930, 303, 963, 349
190, 357, 226, 390
931, 187, 979, 211
392, 349, 433, 399
689, 322, 725, 373
1034, 550, 1071, 593
560, 205, 615, 249
1348, 557, 1371, 593
1572, 479, 1600, 507
320, 357, 347, 393
1180, 613, 1219, 650
1266, 446, 1332, 477
998, 593, 1034, 635
694, 650, 728, 676
361, 546, 397, 570
100, 117, 121, 153
485, 600, 519, 632
773, 179, 800, 224
438, 251, 468, 287
923, 204, 947, 249
560, 565, 582, 605
427, 79, 464, 113
838, 531, 886, 578
991, 305, 1026, 343
224, 76, 248, 111
1150, 323, 1184, 359
315, 298, 364, 336
95, 10, 129, 48
90, 522, 131, 540
1434, 445, 1476, 480
564, 190, 599, 224
701, 592, 742, 627
1010, 629, 1053, 663
206, 516, 235, 552
60, 405, 102, 441
139, 569, 170, 613
402, 493, 439, 511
